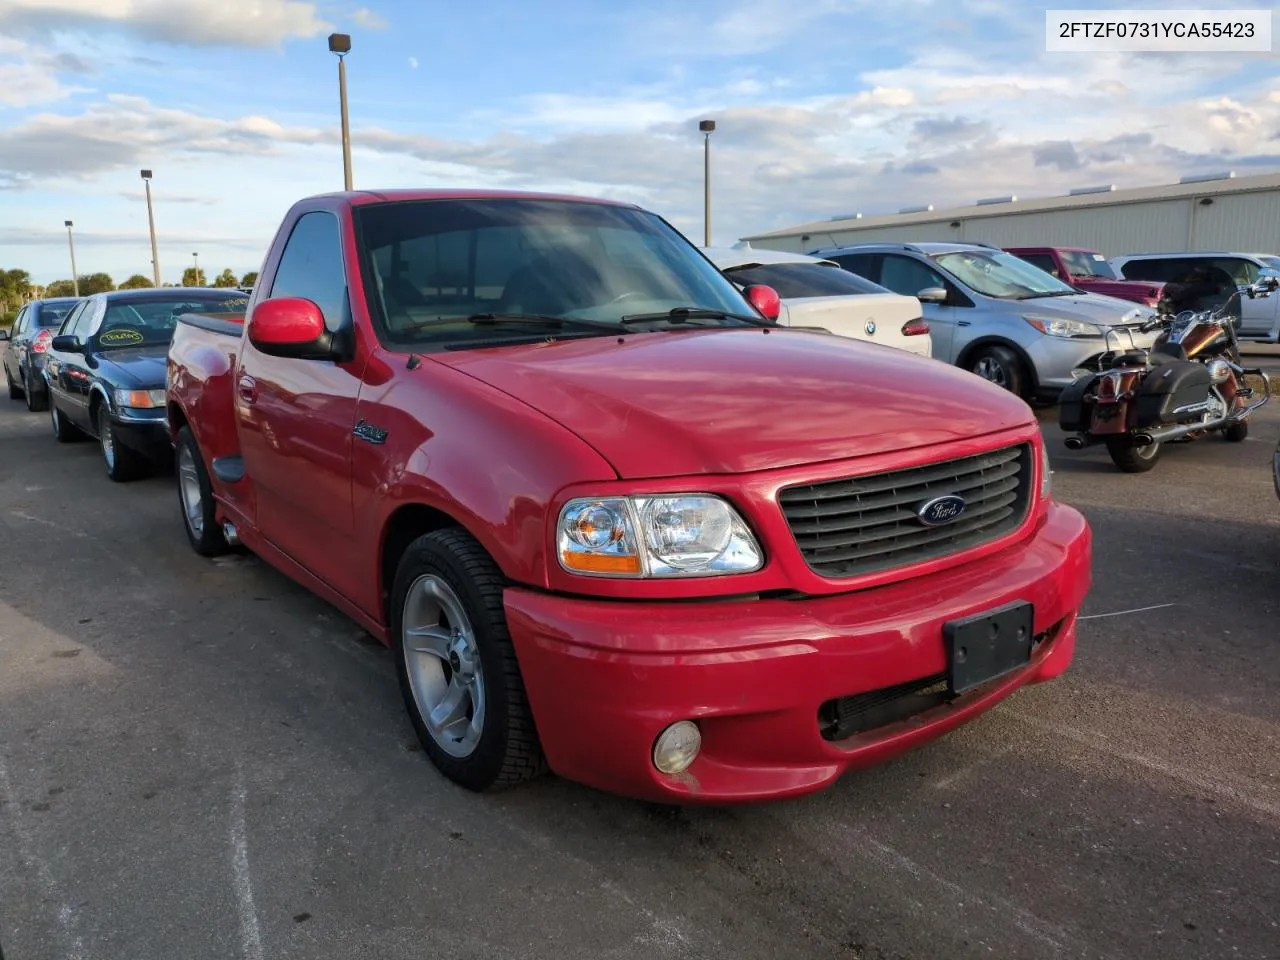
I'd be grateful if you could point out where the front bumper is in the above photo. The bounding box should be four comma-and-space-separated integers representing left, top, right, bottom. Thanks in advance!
109, 406, 172, 460
505, 501, 1091, 803
1030, 327, 1159, 394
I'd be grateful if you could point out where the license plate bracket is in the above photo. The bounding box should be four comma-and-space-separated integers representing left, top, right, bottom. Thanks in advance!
944, 601, 1034, 696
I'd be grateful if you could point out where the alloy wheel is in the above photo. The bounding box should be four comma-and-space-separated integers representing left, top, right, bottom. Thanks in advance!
177, 444, 205, 539
401, 574, 486, 759
974, 356, 1008, 387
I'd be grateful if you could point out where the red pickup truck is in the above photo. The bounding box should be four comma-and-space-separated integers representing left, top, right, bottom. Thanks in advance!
1006, 246, 1165, 307
166, 189, 1092, 803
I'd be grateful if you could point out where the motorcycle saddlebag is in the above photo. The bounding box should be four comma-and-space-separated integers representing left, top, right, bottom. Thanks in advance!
1134, 360, 1212, 428
1057, 375, 1093, 433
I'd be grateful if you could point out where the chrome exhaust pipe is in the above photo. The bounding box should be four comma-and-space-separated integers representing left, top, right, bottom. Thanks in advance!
222, 520, 242, 547
1131, 370, 1272, 445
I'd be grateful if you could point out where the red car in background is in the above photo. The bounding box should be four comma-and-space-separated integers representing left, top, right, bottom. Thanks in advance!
1007, 246, 1165, 308
165, 188, 1092, 804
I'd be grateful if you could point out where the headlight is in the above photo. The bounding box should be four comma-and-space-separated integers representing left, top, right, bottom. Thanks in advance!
1022, 315, 1103, 338
112, 388, 166, 408
1040, 443, 1052, 499
557, 494, 763, 578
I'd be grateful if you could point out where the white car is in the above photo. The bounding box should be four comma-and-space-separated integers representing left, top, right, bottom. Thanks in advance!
702, 244, 933, 357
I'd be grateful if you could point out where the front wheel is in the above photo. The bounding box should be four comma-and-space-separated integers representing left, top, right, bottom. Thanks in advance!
966, 344, 1027, 398
390, 528, 545, 792
5, 364, 20, 400
97, 407, 147, 482
1105, 436, 1162, 472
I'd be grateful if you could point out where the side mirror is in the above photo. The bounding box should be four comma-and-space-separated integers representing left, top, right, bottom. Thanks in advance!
248, 297, 333, 359
917, 286, 948, 304
743, 284, 781, 322
51, 335, 82, 352
0, 328, 8, 341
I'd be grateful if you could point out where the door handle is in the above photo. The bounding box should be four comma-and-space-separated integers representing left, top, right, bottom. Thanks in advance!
237, 375, 258, 403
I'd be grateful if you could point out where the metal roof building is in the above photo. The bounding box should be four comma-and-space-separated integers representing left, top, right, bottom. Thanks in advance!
740, 171, 1280, 258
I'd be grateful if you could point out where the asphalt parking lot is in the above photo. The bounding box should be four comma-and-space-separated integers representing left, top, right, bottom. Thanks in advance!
2, 353, 1279, 960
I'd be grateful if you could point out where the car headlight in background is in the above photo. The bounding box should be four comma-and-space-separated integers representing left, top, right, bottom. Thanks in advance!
1022, 315, 1104, 338
113, 388, 166, 409
558, 494, 763, 578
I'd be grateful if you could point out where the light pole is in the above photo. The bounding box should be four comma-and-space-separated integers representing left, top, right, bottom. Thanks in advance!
64, 220, 79, 296
141, 169, 161, 286
328, 32, 353, 191
699, 120, 715, 247
191, 252, 199, 286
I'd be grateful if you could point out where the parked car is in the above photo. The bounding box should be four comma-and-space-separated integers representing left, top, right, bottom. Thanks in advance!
1004, 246, 1164, 308
166, 188, 1092, 804
701, 245, 932, 357
807, 241, 1159, 402
1, 296, 80, 411
43, 287, 249, 480
1109, 252, 1280, 343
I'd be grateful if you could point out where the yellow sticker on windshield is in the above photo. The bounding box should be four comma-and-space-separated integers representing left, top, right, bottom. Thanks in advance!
99, 328, 145, 345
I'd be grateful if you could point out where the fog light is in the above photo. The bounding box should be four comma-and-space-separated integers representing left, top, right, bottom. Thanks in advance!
652, 720, 701, 775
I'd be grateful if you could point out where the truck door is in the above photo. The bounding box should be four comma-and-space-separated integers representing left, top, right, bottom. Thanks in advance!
235, 210, 366, 603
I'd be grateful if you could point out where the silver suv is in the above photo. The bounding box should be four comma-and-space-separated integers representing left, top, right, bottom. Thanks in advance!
808, 241, 1159, 402
1109, 251, 1280, 343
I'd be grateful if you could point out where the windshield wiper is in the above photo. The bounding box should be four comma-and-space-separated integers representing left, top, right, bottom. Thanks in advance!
405, 312, 622, 333
618, 306, 773, 328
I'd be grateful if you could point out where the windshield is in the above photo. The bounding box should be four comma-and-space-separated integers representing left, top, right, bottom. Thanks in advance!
1060, 250, 1118, 279
1259, 255, 1280, 273
95, 294, 250, 349
353, 198, 760, 348
933, 250, 1078, 299
721, 262, 890, 298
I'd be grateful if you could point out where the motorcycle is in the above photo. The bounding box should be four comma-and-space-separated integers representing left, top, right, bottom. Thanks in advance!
1058, 276, 1279, 473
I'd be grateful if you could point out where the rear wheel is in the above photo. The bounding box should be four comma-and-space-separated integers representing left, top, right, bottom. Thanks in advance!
1105, 436, 1162, 472
23, 367, 47, 412
176, 426, 230, 556
967, 344, 1027, 398
1223, 420, 1248, 442
97, 407, 147, 482
390, 527, 545, 792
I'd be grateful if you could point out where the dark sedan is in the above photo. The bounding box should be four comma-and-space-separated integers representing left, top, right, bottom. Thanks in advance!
44, 287, 250, 481
1, 296, 81, 412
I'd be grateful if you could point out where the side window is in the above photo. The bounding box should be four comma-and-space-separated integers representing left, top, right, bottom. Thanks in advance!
879, 255, 947, 298
1118, 258, 1177, 282
58, 301, 85, 337
72, 299, 103, 339
12, 306, 29, 336
830, 253, 879, 282
268, 211, 350, 333
1215, 258, 1259, 285
1019, 253, 1059, 277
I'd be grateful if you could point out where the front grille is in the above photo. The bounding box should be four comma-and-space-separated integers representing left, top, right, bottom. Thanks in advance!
778, 443, 1033, 579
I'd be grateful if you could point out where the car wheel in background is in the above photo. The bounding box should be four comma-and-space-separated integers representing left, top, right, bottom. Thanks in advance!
23, 367, 47, 412
390, 527, 546, 792
967, 344, 1027, 398
96, 407, 147, 482
1105, 436, 1162, 472
50, 401, 83, 442
175, 426, 229, 557
5, 364, 20, 400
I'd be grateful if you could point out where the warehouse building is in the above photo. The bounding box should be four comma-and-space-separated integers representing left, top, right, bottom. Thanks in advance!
740, 170, 1280, 259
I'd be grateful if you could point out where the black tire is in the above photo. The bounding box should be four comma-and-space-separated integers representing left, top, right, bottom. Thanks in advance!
390, 527, 545, 792
96, 406, 147, 482
24, 367, 47, 412
1223, 420, 1248, 442
5, 364, 20, 400
175, 426, 230, 556
966, 344, 1027, 398
1105, 436, 1162, 473
49, 399, 83, 442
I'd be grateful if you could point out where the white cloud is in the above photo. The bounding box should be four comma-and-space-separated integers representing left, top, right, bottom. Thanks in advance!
408, 56, 418, 69
351, 6, 386, 28
0, 0, 330, 46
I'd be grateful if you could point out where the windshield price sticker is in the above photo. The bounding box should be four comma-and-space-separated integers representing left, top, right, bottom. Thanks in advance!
99, 328, 145, 345
1045, 9, 1271, 52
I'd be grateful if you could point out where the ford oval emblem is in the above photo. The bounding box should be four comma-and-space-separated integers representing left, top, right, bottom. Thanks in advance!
916, 494, 966, 526
865, 320, 876, 335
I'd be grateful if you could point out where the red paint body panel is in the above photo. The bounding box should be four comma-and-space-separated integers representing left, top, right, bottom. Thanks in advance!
165, 188, 1094, 802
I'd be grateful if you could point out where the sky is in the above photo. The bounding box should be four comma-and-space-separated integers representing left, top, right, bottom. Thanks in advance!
0, 0, 1278, 286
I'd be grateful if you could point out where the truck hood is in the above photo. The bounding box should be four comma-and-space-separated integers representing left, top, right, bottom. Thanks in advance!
1071, 277, 1164, 303
431, 328, 1033, 479
1016, 291, 1156, 325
